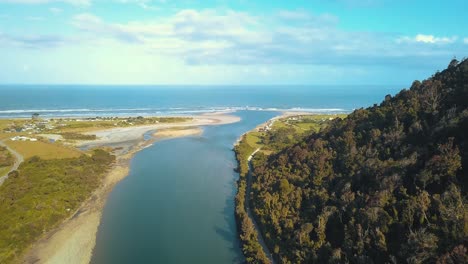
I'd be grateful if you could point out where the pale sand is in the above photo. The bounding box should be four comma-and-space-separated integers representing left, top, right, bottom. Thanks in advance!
153, 127, 203, 139
77, 114, 239, 149
22, 114, 239, 264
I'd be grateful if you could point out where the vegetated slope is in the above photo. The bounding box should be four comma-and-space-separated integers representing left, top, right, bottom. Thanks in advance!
234, 115, 340, 263
0, 146, 14, 176
251, 59, 468, 263
0, 149, 115, 263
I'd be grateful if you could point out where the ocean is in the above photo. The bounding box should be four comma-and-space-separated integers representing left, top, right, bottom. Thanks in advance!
0, 85, 401, 118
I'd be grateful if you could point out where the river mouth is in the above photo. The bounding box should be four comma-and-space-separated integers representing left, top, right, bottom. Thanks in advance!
90, 111, 278, 264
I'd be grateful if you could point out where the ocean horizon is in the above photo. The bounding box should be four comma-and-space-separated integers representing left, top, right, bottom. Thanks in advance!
0, 85, 401, 118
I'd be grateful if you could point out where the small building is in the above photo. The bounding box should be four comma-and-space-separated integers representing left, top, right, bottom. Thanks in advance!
10, 136, 38, 142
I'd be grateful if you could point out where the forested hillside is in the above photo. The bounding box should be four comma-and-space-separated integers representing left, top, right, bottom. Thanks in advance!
251, 59, 468, 263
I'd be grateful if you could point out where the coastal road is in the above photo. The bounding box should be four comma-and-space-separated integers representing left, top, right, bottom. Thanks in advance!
246, 148, 275, 264
0, 140, 24, 186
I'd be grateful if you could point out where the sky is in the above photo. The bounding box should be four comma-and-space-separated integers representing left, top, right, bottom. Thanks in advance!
0, 0, 467, 85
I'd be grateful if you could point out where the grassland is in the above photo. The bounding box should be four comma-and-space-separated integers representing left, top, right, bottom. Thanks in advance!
0, 120, 12, 131
272, 114, 347, 133
0, 116, 194, 163
244, 131, 264, 149
51, 117, 192, 133
0, 166, 11, 177
0, 147, 14, 176
0, 116, 192, 134
260, 114, 346, 155
4, 140, 82, 160
0, 150, 115, 263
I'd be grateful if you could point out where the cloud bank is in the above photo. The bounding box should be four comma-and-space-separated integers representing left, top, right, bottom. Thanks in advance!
0, 2, 466, 84
60, 9, 465, 67
0, 0, 90, 6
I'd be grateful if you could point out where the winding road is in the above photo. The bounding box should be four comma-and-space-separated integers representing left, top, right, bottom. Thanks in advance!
246, 148, 275, 264
0, 140, 24, 186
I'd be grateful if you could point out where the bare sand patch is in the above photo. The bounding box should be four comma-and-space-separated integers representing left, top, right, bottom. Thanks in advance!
76, 113, 239, 149
153, 127, 203, 140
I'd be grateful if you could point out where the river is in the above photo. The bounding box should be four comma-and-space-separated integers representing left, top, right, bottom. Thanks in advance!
91, 110, 278, 264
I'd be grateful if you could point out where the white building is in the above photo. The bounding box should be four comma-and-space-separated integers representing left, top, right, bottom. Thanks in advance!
10, 136, 38, 142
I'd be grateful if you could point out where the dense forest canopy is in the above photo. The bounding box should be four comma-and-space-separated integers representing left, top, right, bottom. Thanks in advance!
250, 59, 468, 263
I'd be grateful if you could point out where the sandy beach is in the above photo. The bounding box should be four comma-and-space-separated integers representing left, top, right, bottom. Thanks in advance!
77, 113, 239, 153
22, 113, 239, 264
153, 127, 203, 140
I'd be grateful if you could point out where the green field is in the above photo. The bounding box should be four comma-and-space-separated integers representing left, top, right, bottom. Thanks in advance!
245, 131, 264, 149
0, 146, 14, 176
272, 114, 346, 133
0, 150, 115, 263
0, 116, 192, 135
0, 166, 11, 177
5, 140, 82, 160
250, 114, 347, 156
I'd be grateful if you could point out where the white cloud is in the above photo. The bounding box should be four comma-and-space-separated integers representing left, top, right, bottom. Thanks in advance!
0, 33, 69, 48
1, 6, 466, 84
65, 10, 467, 67
334, 0, 385, 7
73, 12, 101, 24
0, 0, 90, 6
3, 9, 465, 69
71, 9, 268, 48
25, 16, 44, 21
118, 0, 160, 10
277, 10, 339, 26
415, 34, 456, 44
277, 10, 313, 20
397, 34, 457, 44
415, 34, 436, 43
49, 7, 62, 14
68, 9, 345, 64
72, 13, 143, 43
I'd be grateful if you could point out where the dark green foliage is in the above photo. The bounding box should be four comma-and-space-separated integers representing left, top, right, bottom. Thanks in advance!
262, 127, 296, 150
251, 60, 468, 263
0, 150, 115, 263
234, 135, 270, 264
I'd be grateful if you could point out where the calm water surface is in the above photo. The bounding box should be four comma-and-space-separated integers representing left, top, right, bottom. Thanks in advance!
91, 111, 278, 264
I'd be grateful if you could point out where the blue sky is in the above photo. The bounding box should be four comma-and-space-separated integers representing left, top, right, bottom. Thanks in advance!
0, 0, 467, 85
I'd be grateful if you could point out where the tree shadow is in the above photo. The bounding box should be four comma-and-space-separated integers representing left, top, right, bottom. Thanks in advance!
213, 169, 245, 264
